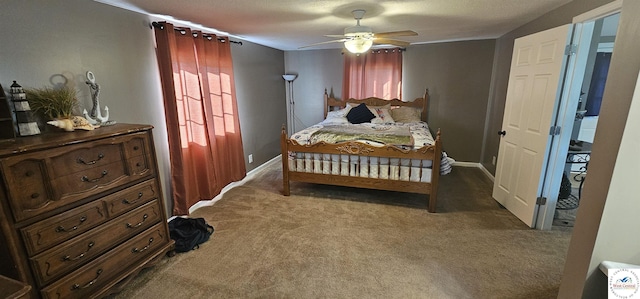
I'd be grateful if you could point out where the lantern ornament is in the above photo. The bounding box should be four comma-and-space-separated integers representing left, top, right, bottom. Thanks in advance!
10, 81, 40, 136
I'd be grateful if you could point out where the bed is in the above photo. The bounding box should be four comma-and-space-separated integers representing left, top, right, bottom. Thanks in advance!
280, 89, 449, 212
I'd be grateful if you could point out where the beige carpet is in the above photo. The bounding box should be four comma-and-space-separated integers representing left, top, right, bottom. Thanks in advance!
111, 159, 572, 299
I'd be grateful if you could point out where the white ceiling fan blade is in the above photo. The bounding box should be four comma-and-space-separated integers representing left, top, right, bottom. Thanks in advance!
299, 39, 348, 49
373, 38, 410, 48
374, 30, 418, 38
325, 34, 348, 38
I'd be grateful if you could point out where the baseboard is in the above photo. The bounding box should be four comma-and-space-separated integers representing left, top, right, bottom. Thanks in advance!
452, 161, 479, 168
187, 155, 282, 214
479, 164, 495, 182
452, 161, 495, 182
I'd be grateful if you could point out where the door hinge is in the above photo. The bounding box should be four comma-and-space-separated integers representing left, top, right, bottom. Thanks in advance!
536, 197, 547, 205
549, 126, 561, 136
565, 44, 577, 55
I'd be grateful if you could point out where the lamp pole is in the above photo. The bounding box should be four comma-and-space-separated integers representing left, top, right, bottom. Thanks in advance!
282, 74, 298, 135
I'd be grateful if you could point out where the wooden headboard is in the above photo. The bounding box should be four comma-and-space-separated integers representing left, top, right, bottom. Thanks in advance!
324, 89, 430, 122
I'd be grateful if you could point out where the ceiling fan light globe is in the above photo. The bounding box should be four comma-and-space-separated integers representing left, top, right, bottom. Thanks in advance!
344, 38, 373, 54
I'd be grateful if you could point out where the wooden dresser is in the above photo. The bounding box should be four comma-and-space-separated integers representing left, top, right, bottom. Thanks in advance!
0, 123, 174, 298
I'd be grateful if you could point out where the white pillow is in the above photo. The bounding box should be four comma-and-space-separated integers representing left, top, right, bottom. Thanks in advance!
321, 116, 349, 125
326, 109, 347, 119
368, 104, 395, 124
371, 107, 394, 123
322, 108, 349, 125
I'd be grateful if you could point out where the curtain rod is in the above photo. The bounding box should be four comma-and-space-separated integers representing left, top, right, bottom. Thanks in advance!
151, 21, 242, 45
341, 48, 406, 55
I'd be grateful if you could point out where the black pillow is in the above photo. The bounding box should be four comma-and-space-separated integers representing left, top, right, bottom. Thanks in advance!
346, 103, 376, 124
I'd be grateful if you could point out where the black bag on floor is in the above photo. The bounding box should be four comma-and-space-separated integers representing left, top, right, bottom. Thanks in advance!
168, 217, 214, 253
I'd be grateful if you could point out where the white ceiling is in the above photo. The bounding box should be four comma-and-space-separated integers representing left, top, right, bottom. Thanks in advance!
95, 0, 574, 51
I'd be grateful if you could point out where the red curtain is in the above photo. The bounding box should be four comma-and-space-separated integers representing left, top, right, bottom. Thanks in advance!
342, 48, 403, 100
154, 22, 246, 215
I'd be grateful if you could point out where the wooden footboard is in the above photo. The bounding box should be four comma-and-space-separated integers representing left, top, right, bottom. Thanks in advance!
281, 126, 442, 212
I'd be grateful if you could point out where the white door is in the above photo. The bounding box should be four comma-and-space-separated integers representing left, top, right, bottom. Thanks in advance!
493, 24, 573, 227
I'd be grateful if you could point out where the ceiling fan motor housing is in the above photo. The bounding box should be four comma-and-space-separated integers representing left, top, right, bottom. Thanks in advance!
344, 25, 373, 37
345, 9, 373, 38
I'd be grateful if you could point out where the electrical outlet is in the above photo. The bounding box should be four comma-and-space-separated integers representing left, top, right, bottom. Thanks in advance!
248, 154, 253, 164
492, 156, 497, 165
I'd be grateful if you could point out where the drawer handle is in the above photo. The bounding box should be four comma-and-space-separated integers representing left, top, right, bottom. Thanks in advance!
55, 216, 87, 233
81, 170, 108, 183
72, 268, 103, 290
77, 153, 105, 165
133, 146, 140, 151
122, 192, 144, 205
126, 214, 148, 229
25, 170, 34, 177
63, 241, 95, 261
131, 237, 154, 253
31, 193, 40, 199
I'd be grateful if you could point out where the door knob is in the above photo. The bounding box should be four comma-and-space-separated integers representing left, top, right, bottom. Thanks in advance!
498, 130, 506, 136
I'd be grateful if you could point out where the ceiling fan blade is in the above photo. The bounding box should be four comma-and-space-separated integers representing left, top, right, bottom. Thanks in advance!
374, 30, 418, 38
324, 34, 348, 38
373, 38, 410, 48
298, 39, 348, 49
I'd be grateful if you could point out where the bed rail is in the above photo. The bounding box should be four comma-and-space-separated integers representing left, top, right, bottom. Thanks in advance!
281, 126, 442, 212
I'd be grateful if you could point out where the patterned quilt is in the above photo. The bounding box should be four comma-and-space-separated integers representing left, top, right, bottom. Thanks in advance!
292, 122, 435, 150
309, 125, 413, 147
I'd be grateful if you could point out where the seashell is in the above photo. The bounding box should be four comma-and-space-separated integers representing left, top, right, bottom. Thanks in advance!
47, 119, 75, 131
71, 116, 98, 131
47, 116, 99, 131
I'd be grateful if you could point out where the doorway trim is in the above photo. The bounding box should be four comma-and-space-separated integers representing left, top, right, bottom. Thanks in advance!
573, 0, 622, 23
535, 1, 623, 230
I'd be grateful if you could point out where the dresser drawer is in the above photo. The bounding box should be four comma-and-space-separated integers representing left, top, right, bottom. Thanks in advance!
124, 135, 148, 158
103, 179, 159, 218
30, 200, 163, 286
21, 200, 108, 256
115, 199, 164, 234
52, 160, 128, 198
129, 154, 153, 176
0, 132, 155, 222
48, 143, 125, 178
40, 223, 169, 299
1, 157, 54, 222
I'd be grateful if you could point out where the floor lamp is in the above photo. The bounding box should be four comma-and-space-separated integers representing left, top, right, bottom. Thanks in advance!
282, 74, 298, 135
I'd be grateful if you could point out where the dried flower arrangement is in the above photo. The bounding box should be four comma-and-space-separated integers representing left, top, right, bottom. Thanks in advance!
25, 85, 78, 120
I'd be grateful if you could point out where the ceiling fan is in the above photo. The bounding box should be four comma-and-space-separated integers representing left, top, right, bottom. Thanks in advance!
300, 9, 418, 54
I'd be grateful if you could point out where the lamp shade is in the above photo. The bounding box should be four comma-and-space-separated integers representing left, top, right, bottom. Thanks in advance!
344, 37, 373, 54
282, 74, 297, 81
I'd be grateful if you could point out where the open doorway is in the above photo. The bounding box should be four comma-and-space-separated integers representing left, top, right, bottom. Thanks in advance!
491, 1, 623, 230
553, 13, 620, 227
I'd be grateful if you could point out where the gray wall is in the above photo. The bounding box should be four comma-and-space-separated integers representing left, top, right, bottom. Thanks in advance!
286, 40, 496, 163
404, 40, 495, 162
0, 0, 171, 212
284, 49, 344, 130
481, 0, 616, 175
0, 0, 286, 216
233, 40, 287, 171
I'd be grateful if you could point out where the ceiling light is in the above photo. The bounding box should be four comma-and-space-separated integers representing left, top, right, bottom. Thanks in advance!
344, 34, 373, 54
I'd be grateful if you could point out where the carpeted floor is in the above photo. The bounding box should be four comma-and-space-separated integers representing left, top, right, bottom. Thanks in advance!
111, 158, 573, 299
